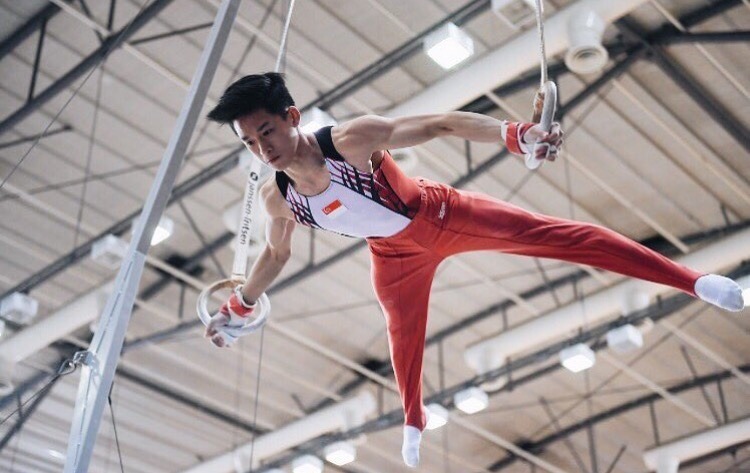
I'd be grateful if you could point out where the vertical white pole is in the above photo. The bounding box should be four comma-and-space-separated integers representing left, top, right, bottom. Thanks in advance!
63, 1, 241, 470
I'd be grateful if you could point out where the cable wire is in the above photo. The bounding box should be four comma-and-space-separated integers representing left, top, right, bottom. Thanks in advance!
246, 0, 296, 467
108, 387, 126, 473
0, 0, 154, 192
73, 64, 106, 248
0, 358, 77, 428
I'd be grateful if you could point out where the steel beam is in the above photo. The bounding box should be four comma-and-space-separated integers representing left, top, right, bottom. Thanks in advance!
27, 17, 48, 102
487, 363, 750, 470
0, 145, 241, 301
677, 0, 741, 27
615, 17, 750, 154
657, 31, 750, 44
0, 125, 71, 150
130, 22, 214, 45
0, 0, 175, 137
310, 0, 491, 111
0, 3, 62, 62
0, 370, 61, 453
62, 1, 239, 470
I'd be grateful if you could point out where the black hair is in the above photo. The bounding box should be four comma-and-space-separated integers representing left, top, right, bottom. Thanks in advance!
206, 72, 295, 130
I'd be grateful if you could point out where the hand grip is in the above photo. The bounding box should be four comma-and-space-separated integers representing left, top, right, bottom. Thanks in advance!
196, 279, 271, 341
526, 81, 558, 170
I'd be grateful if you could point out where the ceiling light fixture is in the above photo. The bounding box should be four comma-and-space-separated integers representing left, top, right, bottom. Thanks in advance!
425, 403, 449, 430
424, 23, 474, 69
90, 234, 129, 269
324, 441, 356, 466
292, 455, 323, 473
0, 292, 39, 325
560, 343, 596, 373
606, 324, 643, 354
454, 386, 489, 414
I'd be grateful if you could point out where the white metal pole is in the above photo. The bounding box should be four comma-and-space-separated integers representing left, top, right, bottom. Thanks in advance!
62, 1, 241, 470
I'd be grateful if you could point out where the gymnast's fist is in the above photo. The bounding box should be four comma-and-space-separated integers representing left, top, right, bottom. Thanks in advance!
523, 122, 564, 162
204, 286, 255, 347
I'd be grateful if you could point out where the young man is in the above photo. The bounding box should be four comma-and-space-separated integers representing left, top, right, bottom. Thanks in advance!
204, 72, 744, 467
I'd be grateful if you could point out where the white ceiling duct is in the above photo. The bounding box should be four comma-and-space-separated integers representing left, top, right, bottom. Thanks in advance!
183, 390, 375, 473
387, 0, 650, 118
0, 281, 113, 394
464, 228, 750, 375
565, 8, 609, 75
643, 417, 750, 473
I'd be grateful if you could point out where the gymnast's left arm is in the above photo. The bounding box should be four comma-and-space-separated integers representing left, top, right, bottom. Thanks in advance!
334, 112, 563, 162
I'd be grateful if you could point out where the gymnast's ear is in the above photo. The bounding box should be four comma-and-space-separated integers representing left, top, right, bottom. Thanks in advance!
287, 106, 301, 127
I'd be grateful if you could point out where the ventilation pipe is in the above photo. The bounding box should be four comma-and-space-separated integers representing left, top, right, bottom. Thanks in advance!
183, 390, 376, 473
464, 228, 750, 375
565, 8, 608, 74
0, 281, 113, 395
387, 0, 649, 117
643, 417, 750, 473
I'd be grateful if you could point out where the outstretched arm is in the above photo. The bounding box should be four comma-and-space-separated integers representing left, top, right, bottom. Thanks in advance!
333, 112, 562, 165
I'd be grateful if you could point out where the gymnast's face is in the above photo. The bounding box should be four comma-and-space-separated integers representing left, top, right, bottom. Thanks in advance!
233, 107, 301, 171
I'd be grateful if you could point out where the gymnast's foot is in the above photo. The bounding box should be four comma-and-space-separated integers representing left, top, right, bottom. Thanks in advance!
402, 425, 422, 467
695, 274, 745, 312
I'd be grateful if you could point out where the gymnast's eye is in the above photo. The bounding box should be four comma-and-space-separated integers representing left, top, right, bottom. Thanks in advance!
262, 128, 273, 136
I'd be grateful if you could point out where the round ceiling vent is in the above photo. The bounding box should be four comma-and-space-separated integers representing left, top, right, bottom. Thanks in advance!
565, 9, 609, 75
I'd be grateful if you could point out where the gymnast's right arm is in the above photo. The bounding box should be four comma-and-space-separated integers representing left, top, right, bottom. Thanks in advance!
204, 180, 295, 347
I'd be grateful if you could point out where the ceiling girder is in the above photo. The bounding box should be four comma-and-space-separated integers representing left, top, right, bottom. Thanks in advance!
0, 3, 64, 62
0, 0, 175, 138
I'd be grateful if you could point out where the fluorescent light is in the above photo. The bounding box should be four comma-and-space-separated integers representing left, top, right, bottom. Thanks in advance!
454, 386, 488, 414
324, 441, 356, 466
91, 234, 129, 269
560, 343, 596, 373
132, 215, 175, 246
47, 449, 65, 461
0, 292, 39, 325
425, 403, 449, 430
292, 455, 323, 473
606, 324, 643, 354
150, 216, 174, 246
300, 107, 337, 134
424, 23, 474, 69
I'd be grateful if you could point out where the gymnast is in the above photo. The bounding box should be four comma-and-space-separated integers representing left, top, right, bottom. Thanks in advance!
203, 72, 744, 467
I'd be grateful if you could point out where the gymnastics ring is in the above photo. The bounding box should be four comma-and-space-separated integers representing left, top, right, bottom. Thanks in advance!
525, 80, 558, 170
196, 278, 271, 343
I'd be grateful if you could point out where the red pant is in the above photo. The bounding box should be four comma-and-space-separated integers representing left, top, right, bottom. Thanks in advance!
367, 179, 701, 431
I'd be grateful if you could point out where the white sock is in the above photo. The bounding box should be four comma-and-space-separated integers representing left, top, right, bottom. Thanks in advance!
694, 274, 744, 312
402, 425, 422, 468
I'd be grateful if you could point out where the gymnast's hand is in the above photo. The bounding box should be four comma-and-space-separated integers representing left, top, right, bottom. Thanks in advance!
204, 286, 256, 348
522, 122, 564, 162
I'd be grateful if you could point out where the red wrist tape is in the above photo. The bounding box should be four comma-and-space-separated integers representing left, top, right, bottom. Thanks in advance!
504, 122, 535, 156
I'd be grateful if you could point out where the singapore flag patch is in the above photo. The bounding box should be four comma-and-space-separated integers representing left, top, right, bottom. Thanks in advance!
322, 199, 347, 219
